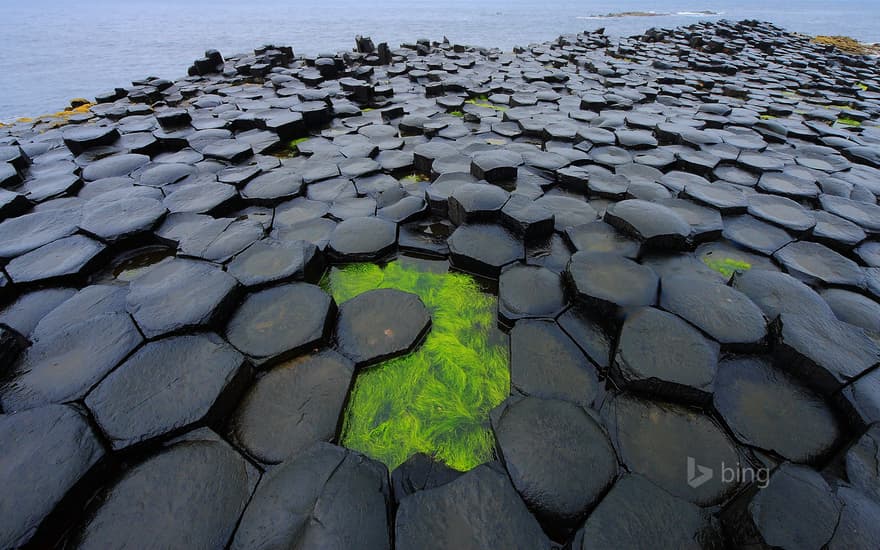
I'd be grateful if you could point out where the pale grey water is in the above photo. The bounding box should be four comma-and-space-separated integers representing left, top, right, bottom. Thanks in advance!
1, 0, 878, 121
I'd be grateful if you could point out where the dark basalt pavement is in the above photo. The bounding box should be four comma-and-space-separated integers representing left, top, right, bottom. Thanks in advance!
1, 18, 880, 548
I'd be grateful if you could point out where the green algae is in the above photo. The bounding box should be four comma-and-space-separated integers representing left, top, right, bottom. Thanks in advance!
838, 116, 862, 126
856, 82, 869, 91
322, 259, 509, 472
759, 114, 777, 120
465, 99, 507, 111
702, 256, 752, 278
449, 110, 464, 117
401, 172, 431, 183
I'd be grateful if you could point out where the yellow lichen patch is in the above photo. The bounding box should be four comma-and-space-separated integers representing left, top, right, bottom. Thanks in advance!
465, 99, 507, 111
759, 115, 777, 120
401, 172, 430, 184
813, 36, 880, 56
856, 82, 869, 91
702, 256, 751, 278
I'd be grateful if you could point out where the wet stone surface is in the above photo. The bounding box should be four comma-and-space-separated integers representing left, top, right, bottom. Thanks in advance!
1, 19, 879, 548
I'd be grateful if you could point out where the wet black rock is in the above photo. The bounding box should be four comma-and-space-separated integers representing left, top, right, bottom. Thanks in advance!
225, 283, 334, 366
391, 453, 462, 503
569, 474, 723, 550
5, 234, 105, 285
713, 356, 841, 463
470, 150, 522, 183
63, 125, 120, 155
79, 197, 167, 242
448, 223, 523, 277
231, 442, 391, 550
821, 289, 880, 333
491, 396, 617, 535
0, 287, 76, 337
84, 333, 247, 450
447, 183, 509, 225
82, 153, 150, 181
497, 264, 566, 327
499, 195, 554, 239
75, 433, 256, 549
565, 251, 658, 315
226, 238, 322, 288
565, 220, 640, 259
0, 313, 143, 411
724, 464, 841, 549
660, 274, 766, 347
773, 312, 880, 394
731, 269, 834, 320
774, 241, 866, 288
613, 307, 719, 403
335, 288, 430, 366
126, 258, 238, 338
0, 405, 104, 548
747, 193, 816, 233
230, 350, 354, 464
395, 464, 552, 550
722, 214, 792, 255
828, 485, 880, 550
602, 393, 744, 506
327, 216, 397, 261
604, 199, 691, 250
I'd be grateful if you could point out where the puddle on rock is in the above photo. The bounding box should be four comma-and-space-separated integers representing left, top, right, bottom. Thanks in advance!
321, 256, 509, 471
111, 247, 175, 282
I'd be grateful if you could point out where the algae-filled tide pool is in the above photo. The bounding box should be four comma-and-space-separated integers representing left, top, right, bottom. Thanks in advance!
321, 256, 509, 471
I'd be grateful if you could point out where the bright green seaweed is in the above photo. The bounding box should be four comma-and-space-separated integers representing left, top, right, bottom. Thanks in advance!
702, 256, 752, 278
321, 259, 509, 471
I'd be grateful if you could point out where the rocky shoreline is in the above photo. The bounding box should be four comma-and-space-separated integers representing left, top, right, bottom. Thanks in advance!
1, 18, 880, 549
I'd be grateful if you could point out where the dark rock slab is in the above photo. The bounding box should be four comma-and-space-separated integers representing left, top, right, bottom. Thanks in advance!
533, 195, 597, 231
0, 209, 80, 259
613, 307, 719, 403
227, 238, 322, 287
497, 264, 566, 327
126, 258, 239, 338
82, 153, 150, 181
828, 485, 880, 550
820, 194, 880, 233
602, 393, 744, 506
6, 234, 105, 285
327, 216, 397, 261
660, 275, 766, 347
470, 150, 522, 183
395, 464, 552, 550
391, 453, 462, 503
75, 434, 256, 549
821, 288, 880, 332
448, 223, 523, 277
566, 251, 658, 314
230, 350, 354, 464
230, 442, 391, 550
499, 195, 554, 239
773, 312, 880, 394
658, 197, 724, 243
747, 194, 816, 233
163, 182, 238, 215
713, 356, 841, 463
63, 125, 120, 155
845, 425, 880, 502
0, 287, 76, 337
447, 183, 509, 225
30, 284, 127, 342
85, 333, 247, 450
557, 306, 613, 370
491, 396, 616, 535
0, 312, 142, 411
731, 269, 834, 320
604, 199, 690, 250
724, 464, 840, 550
241, 169, 302, 205
564, 221, 640, 259
0, 404, 104, 548
683, 181, 748, 213
335, 288, 430, 366
80, 197, 167, 242
569, 474, 723, 550
722, 214, 792, 255
225, 283, 334, 366
774, 241, 865, 288
510, 319, 600, 407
